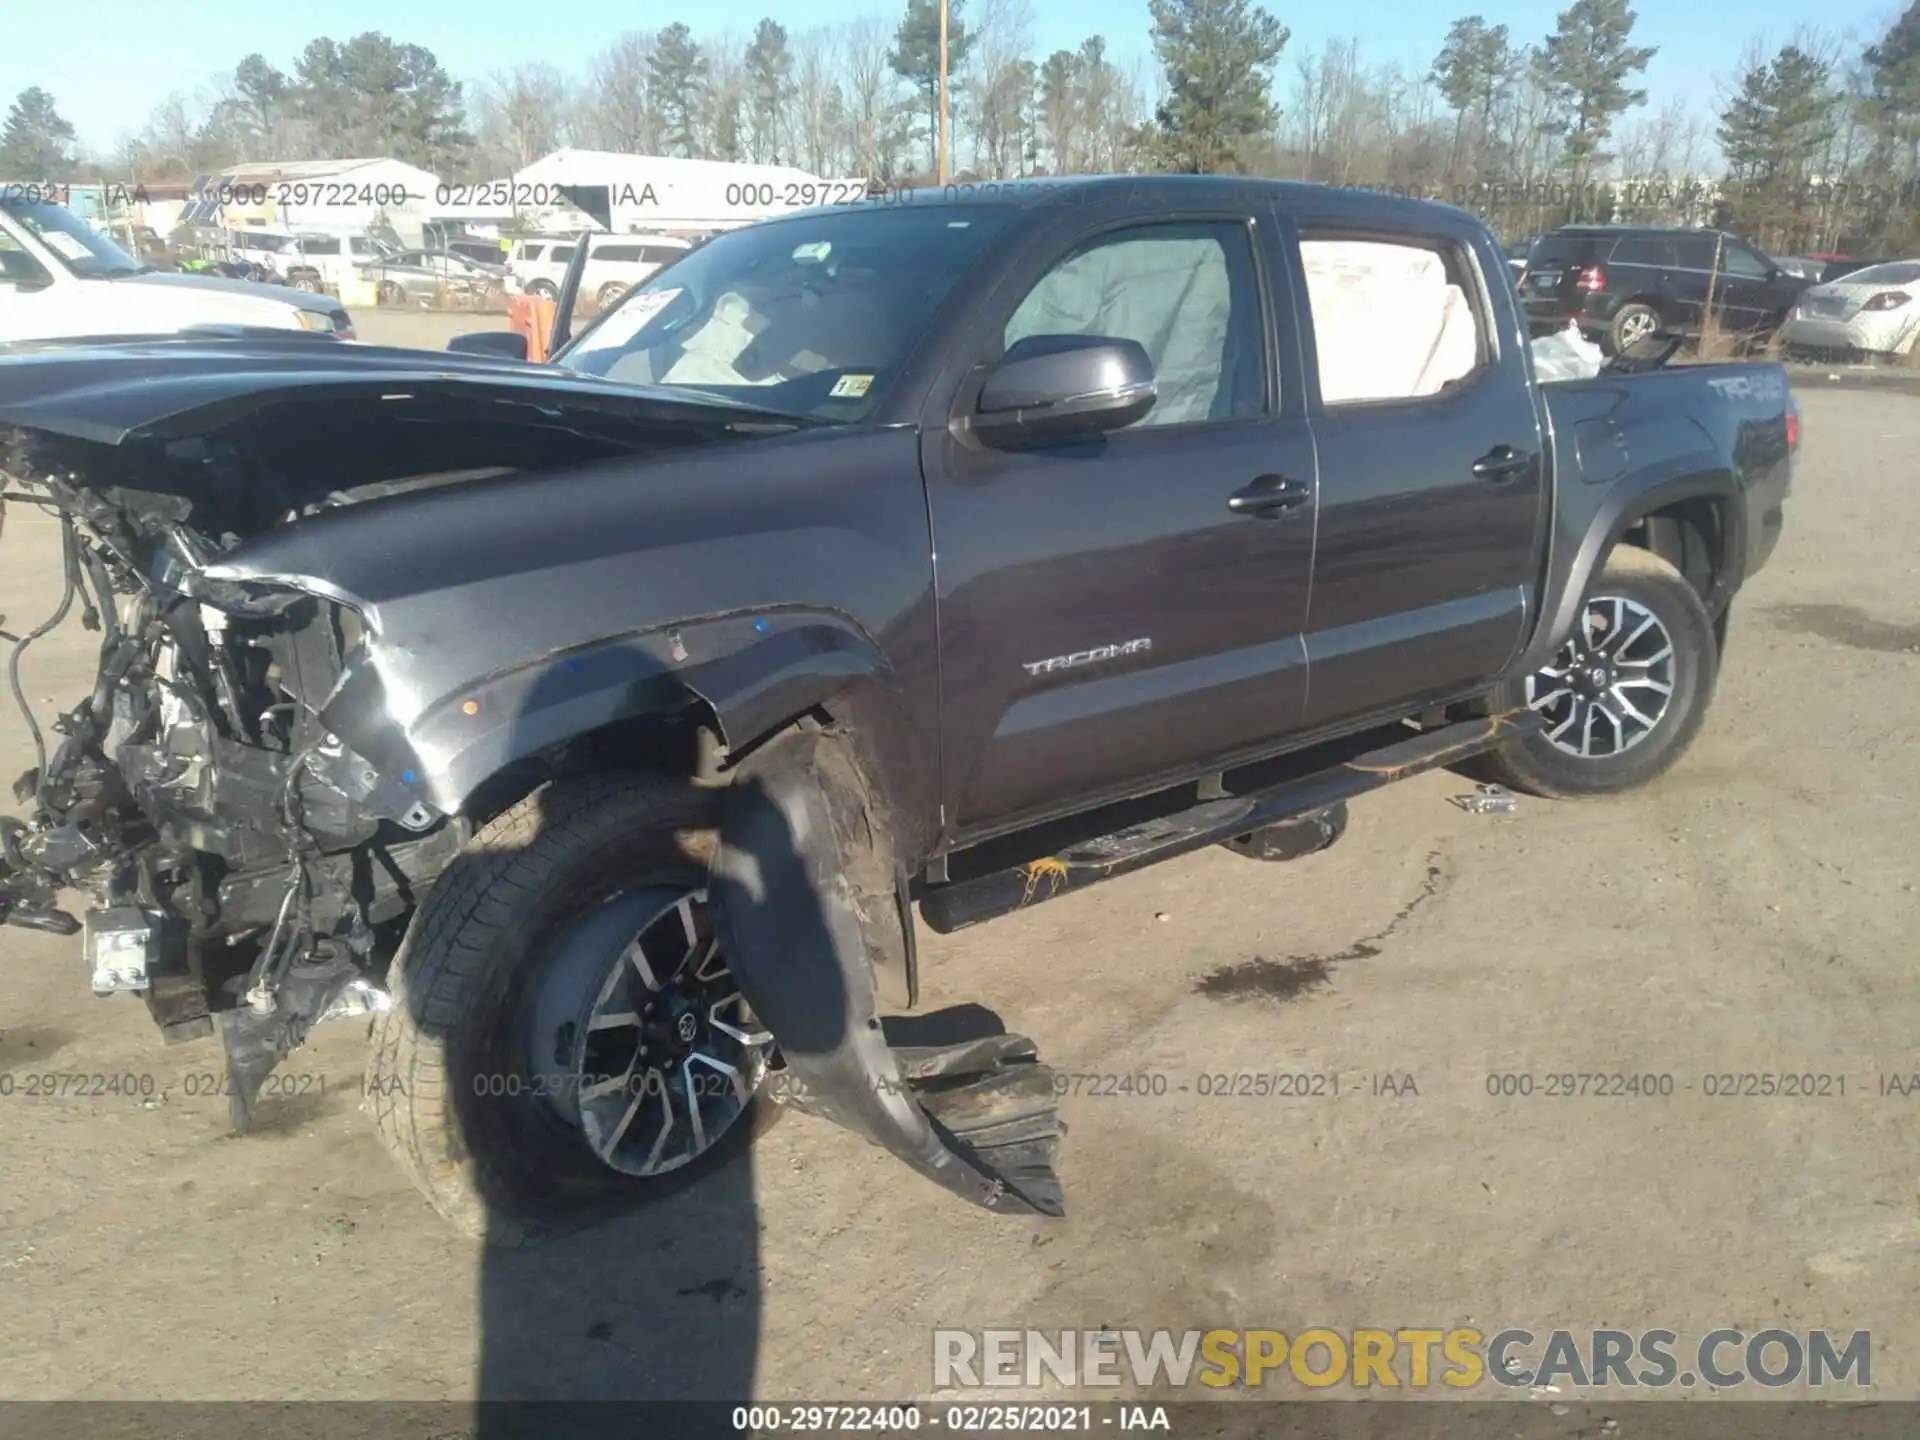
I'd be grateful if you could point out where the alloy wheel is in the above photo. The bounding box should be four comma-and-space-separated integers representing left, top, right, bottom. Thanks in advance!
1617, 309, 1657, 349
1524, 595, 1677, 759
525, 885, 773, 1176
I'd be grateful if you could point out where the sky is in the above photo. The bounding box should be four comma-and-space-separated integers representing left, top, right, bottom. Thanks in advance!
9, 0, 1912, 160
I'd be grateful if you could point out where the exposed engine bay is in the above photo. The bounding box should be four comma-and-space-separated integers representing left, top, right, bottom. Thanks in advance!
0, 445, 478, 1127
0, 379, 757, 1128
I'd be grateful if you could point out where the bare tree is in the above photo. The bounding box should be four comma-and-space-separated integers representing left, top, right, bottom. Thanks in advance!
702, 29, 750, 160
791, 27, 846, 174
474, 63, 573, 175
584, 33, 661, 154
842, 14, 910, 178
960, 0, 1036, 177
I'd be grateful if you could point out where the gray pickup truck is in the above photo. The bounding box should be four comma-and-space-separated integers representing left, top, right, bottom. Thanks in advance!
0, 177, 1797, 1243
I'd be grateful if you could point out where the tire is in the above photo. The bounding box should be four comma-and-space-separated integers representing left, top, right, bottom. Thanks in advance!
377, 280, 403, 306
292, 274, 321, 293
1602, 301, 1662, 358
527, 280, 558, 301
368, 773, 779, 1246
596, 282, 628, 310
1478, 546, 1718, 799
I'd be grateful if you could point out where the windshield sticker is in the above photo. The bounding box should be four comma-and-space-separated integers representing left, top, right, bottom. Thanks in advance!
576, 286, 683, 352
829, 373, 874, 398
792, 241, 832, 262
41, 231, 94, 261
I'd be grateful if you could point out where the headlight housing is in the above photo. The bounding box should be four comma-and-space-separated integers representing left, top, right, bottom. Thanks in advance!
294, 310, 335, 332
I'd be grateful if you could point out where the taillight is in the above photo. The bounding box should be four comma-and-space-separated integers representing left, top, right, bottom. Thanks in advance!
1785, 408, 1799, 450
1862, 291, 1910, 311
1574, 265, 1607, 292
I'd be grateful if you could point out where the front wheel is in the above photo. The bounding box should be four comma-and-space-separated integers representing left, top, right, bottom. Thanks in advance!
1479, 546, 1718, 798
367, 773, 780, 1246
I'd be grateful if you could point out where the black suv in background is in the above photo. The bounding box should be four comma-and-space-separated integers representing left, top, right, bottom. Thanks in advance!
1521, 225, 1812, 355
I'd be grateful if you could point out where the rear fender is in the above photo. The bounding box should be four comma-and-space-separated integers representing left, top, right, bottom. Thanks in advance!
1514, 457, 1743, 677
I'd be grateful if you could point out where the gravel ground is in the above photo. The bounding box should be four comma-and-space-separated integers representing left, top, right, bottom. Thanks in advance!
0, 366, 1914, 1407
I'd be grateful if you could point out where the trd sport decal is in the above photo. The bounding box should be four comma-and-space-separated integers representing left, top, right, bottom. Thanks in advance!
1021, 638, 1153, 677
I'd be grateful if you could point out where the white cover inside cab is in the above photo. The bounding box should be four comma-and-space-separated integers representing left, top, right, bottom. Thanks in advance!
1299, 239, 1480, 404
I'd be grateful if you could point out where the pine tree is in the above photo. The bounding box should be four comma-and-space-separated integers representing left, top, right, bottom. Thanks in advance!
745, 20, 794, 164
1432, 18, 1514, 174
1537, 0, 1657, 189
1145, 0, 1290, 173
647, 24, 709, 159
890, 0, 975, 173
1, 87, 79, 180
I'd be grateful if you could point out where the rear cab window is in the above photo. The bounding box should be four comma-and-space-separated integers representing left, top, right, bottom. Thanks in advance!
1527, 232, 1604, 271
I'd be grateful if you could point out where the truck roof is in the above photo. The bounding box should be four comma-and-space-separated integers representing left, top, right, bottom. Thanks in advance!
800, 174, 1489, 228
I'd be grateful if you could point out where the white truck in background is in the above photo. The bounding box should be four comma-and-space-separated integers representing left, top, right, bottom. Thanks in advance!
0, 196, 354, 342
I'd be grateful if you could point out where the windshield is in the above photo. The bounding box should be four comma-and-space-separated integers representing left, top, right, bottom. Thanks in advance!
1, 199, 147, 277
557, 203, 1015, 421
1838, 260, 1920, 286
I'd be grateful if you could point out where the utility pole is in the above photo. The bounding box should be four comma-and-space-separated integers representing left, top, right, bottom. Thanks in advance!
938, 0, 949, 184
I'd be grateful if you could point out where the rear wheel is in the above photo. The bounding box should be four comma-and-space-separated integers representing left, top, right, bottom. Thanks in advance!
596, 281, 629, 310
367, 773, 779, 1245
1603, 302, 1662, 358
377, 280, 403, 306
527, 280, 558, 301
1479, 546, 1718, 798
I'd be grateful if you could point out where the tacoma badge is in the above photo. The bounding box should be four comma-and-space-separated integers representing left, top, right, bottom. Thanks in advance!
1022, 638, 1152, 676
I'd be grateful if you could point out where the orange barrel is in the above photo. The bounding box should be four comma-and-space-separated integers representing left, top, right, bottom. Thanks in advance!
508, 294, 557, 363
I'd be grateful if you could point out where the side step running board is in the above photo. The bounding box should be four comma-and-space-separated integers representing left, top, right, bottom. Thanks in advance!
920, 711, 1539, 934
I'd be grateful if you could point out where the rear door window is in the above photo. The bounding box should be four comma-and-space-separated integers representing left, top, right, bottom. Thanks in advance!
1299, 235, 1487, 405
1607, 235, 1676, 268
1674, 235, 1721, 270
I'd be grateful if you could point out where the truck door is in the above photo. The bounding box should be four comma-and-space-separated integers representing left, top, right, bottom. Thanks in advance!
922, 204, 1318, 837
1290, 221, 1547, 730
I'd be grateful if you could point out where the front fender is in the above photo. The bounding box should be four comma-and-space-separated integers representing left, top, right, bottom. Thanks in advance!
318, 606, 941, 860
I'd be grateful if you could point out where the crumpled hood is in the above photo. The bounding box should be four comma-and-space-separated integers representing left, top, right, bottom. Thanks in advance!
0, 336, 804, 446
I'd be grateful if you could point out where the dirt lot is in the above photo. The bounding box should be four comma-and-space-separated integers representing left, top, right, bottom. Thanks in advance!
0, 368, 1915, 1406
351, 307, 512, 350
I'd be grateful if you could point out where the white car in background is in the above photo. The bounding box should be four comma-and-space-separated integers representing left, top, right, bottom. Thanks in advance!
0, 197, 353, 342
506, 233, 693, 309
1780, 259, 1920, 359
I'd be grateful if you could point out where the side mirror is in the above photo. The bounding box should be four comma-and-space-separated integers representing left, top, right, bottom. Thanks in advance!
973, 334, 1157, 448
447, 329, 529, 361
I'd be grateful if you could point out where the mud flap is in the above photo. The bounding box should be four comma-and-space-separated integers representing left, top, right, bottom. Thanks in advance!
709, 727, 1064, 1217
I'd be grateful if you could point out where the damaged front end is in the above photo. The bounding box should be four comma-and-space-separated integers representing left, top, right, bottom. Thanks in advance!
0, 441, 462, 1128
